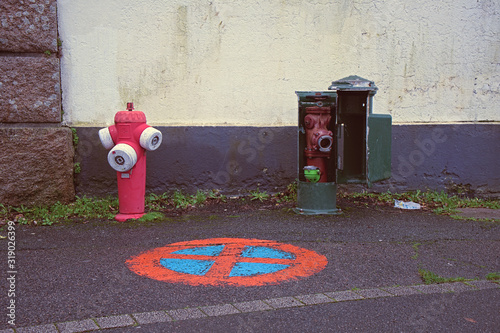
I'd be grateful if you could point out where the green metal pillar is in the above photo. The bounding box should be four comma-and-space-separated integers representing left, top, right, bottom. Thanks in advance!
294, 76, 391, 215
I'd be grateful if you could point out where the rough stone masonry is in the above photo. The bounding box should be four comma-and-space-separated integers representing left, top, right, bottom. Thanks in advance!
0, 0, 74, 206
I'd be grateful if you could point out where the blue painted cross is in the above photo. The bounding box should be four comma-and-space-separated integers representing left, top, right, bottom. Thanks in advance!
160, 244, 296, 277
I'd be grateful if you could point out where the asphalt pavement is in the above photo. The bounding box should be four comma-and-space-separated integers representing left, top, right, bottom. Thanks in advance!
1, 202, 499, 332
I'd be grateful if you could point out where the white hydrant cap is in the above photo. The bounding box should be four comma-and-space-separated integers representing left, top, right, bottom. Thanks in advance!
140, 127, 163, 151
108, 143, 137, 172
98, 127, 115, 150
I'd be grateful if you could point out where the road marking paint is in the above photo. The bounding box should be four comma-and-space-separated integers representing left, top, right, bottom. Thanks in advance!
126, 238, 328, 286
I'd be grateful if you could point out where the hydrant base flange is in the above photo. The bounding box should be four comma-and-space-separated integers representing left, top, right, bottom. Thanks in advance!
293, 208, 342, 215
115, 212, 145, 222
295, 181, 342, 215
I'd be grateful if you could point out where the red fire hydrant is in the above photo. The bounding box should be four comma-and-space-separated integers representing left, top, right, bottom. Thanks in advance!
98, 103, 162, 222
303, 106, 333, 183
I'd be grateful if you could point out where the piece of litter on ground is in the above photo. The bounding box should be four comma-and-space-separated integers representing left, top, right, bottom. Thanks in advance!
394, 200, 421, 210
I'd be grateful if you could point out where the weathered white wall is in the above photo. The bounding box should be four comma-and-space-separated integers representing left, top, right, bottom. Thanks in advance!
58, 0, 500, 126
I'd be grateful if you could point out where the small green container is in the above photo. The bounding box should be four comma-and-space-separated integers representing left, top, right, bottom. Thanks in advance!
303, 166, 320, 183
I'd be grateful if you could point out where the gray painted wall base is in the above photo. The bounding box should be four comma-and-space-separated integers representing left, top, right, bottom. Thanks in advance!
74, 123, 500, 198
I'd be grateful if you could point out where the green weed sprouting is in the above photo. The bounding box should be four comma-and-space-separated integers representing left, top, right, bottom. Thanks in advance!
2, 196, 118, 225
249, 189, 270, 202
171, 190, 206, 209
274, 182, 298, 203
145, 189, 226, 210
74, 162, 81, 174
418, 268, 469, 285
71, 128, 79, 147
1, 187, 497, 226
485, 272, 500, 281
340, 190, 499, 218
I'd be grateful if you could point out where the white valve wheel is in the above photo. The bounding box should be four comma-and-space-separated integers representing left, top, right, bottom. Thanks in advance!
107, 143, 137, 172
140, 127, 162, 151
98, 128, 115, 149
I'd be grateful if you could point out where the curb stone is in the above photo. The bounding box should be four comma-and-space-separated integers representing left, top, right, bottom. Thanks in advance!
6, 280, 499, 332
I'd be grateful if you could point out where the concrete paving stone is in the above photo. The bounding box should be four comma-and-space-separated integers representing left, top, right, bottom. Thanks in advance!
200, 304, 241, 316
438, 282, 478, 293
14, 324, 58, 333
382, 286, 422, 296
132, 311, 173, 324
294, 293, 336, 305
456, 208, 500, 220
323, 290, 364, 302
94, 314, 135, 329
232, 300, 273, 313
263, 296, 305, 309
411, 284, 448, 294
466, 280, 500, 290
167, 308, 207, 321
354, 288, 394, 299
56, 319, 99, 333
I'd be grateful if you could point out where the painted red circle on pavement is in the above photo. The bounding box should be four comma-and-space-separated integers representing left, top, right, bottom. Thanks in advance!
126, 238, 328, 287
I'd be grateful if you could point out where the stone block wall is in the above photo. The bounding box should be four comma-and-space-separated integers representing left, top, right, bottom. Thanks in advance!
0, 0, 74, 206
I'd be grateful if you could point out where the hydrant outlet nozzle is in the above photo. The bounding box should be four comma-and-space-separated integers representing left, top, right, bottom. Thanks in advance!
107, 143, 138, 172
98, 127, 115, 150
